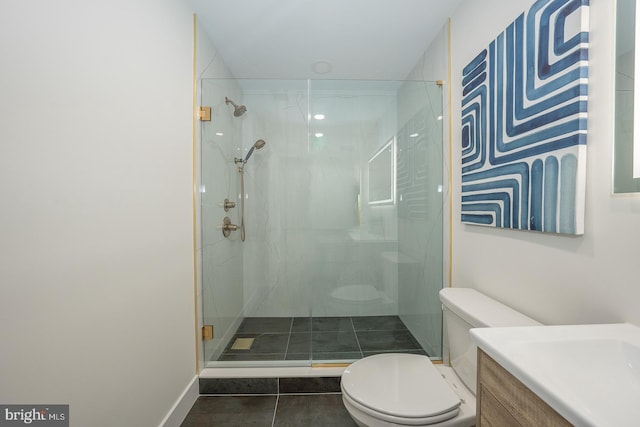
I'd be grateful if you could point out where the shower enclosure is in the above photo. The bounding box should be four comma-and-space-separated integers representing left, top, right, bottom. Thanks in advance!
200, 78, 445, 367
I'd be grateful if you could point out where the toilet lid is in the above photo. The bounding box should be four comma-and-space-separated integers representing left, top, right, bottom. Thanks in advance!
341, 354, 461, 420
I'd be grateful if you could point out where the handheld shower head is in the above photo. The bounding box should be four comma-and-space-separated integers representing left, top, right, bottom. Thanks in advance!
244, 139, 266, 162
225, 97, 247, 117
235, 139, 266, 242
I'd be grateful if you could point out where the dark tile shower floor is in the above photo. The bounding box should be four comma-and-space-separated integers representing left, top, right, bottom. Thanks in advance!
216, 315, 428, 362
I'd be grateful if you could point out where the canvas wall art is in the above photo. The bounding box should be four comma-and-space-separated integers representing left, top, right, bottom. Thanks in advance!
460, 0, 589, 235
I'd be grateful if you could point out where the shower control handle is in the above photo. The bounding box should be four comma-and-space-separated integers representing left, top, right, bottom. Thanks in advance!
223, 198, 236, 212
218, 216, 238, 238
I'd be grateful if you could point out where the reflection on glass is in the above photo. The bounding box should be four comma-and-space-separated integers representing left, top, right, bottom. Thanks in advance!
368, 138, 395, 205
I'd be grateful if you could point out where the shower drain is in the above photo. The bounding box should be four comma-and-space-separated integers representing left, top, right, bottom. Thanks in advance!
230, 337, 255, 350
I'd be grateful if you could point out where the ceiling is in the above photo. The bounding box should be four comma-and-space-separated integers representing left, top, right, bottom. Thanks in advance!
189, 0, 463, 80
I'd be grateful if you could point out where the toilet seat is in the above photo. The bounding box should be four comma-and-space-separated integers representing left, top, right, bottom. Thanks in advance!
342, 390, 459, 425
341, 354, 461, 425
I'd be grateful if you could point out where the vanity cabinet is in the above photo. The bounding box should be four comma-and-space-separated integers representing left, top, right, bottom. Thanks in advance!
476, 349, 571, 426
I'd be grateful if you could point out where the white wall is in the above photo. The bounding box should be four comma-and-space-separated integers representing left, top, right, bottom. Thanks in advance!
0, 2, 196, 426
450, 1, 640, 326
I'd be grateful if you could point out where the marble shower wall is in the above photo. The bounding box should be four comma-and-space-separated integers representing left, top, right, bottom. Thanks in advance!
241, 82, 403, 319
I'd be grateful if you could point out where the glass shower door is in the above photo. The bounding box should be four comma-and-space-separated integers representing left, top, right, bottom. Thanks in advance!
200, 78, 245, 366
200, 79, 312, 367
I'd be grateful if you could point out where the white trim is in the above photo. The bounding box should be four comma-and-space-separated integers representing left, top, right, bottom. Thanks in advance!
159, 375, 199, 427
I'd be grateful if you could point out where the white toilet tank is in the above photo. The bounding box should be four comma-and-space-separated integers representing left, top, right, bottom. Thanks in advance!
439, 288, 541, 394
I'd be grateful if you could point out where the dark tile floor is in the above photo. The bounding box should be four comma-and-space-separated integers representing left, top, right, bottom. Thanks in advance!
183, 377, 356, 426
216, 315, 428, 362
181, 393, 357, 427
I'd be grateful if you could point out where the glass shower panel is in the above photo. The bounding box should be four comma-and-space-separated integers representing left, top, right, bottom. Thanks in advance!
306, 80, 400, 362
200, 79, 312, 367
306, 80, 444, 362
200, 78, 444, 368
395, 81, 444, 359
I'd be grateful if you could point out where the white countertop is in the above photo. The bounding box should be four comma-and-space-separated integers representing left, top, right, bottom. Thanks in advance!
471, 323, 640, 427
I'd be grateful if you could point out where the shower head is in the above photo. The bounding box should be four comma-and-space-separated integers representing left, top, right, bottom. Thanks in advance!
244, 139, 266, 162
225, 97, 247, 117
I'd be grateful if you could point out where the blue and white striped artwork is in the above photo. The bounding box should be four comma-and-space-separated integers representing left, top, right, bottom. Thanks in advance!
461, 0, 589, 235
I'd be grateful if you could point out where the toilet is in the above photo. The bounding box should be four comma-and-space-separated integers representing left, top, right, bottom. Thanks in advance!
340, 287, 541, 426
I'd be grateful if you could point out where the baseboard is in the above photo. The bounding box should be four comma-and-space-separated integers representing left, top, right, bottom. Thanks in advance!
159, 375, 199, 427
